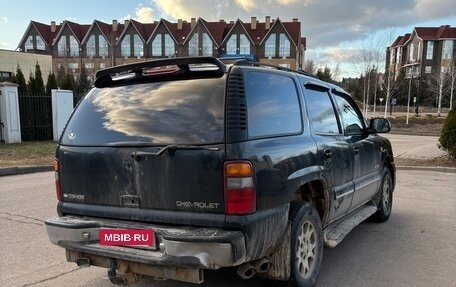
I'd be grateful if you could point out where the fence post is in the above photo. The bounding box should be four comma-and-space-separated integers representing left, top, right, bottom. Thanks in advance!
52, 89, 73, 142
0, 82, 21, 143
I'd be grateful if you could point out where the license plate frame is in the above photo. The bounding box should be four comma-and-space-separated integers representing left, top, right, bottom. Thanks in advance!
99, 228, 155, 248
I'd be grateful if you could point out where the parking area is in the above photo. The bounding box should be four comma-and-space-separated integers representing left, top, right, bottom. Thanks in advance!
1, 169, 455, 287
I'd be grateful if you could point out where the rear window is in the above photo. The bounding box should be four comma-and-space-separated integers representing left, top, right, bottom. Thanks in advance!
61, 78, 225, 146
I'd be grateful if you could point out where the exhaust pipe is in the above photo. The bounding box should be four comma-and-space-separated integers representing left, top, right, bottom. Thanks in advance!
253, 258, 272, 273
237, 263, 257, 279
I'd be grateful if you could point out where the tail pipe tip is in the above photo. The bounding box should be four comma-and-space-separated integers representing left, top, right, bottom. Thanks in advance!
237, 263, 257, 280
253, 258, 273, 273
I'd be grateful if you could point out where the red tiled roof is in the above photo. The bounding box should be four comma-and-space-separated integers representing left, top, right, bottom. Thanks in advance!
243, 22, 269, 45
128, 19, 156, 42
83, 20, 124, 44
65, 21, 91, 43
31, 21, 61, 45
415, 26, 456, 40
397, 33, 410, 46
391, 36, 403, 47
282, 22, 301, 46
202, 19, 228, 47
436, 25, 456, 39
167, 21, 192, 45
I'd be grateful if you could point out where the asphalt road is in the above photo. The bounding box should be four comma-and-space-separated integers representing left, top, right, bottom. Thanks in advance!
1, 170, 455, 287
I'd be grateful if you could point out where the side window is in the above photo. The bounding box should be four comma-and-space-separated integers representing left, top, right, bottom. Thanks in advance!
305, 88, 340, 134
333, 93, 364, 135
245, 71, 302, 138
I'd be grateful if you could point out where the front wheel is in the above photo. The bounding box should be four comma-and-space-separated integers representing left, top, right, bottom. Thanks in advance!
372, 168, 393, 222
288, 202, 323, 287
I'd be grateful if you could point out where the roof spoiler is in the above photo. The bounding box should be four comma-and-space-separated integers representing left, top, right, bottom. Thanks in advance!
94, 57, 226, 88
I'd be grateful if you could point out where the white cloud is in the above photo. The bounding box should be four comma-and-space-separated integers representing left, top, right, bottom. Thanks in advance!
136, 6, 154, 22
235, 0, 257, 11
0, 16, 8, 24
415, 0, 456, 18
120, 14, 132, 23
154, 0, 195, 20
275, 0, 302, 5
0, 41, 14, 50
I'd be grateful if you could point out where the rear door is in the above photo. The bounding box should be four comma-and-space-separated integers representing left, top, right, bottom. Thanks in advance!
303, 83, 354, 221
58, 76, 227, 216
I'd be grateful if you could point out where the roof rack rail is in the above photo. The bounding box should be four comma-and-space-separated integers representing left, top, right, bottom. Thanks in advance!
94, 57, 226, 88
231, 59, 313, 77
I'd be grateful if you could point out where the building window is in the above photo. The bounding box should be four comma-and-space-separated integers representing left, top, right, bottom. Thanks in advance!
226, 34, 236, 54
0, 71, 12, 82
99, 35, 108, 58
69, 35, 79, 57
239, 34, 250, 54
425, 66, 432, 73
265, 34, 276, 58
390, 48, 395, 64
133, 34, 143, 57
84, 62, 94, 69
279, 34, 290, 58
69, 62, 79, 72
86, 35, 96, 57
164, 34, 175, 57
396, 47, 401, 63
426, 41, 434, 60
409, 43, 414, 62
152, 34, 162, 56
443, 40, 454, 59
58, 37, 67, 57
417, 42, 421, 61
188, 33, 198, 56
202, 33, 212, 56
121, 36, 130, 57
24, 36, 33, 51
36, 36, 45, 50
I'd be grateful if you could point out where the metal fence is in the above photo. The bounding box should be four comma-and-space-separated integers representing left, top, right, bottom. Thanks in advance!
18, 92, 82, 141
18, 94, 53, 141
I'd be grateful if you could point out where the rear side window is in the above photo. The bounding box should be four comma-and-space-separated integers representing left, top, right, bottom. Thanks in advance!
305, 88, 340, 134
245, 71, 302, 138
60, 78, 225, 146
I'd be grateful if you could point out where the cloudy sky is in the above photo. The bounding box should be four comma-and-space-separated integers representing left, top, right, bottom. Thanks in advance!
0, 0, 455, 78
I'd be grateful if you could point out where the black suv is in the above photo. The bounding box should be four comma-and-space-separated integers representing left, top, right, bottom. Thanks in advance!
46, 57, 395, 287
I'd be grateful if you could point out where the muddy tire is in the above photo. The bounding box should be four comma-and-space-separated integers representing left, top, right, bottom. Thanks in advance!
288, 202, 323, 287
372, 168, 393, 223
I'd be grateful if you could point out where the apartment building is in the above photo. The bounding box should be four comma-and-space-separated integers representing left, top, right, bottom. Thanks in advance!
386, 25, 456, 81
17, 17, 306, 80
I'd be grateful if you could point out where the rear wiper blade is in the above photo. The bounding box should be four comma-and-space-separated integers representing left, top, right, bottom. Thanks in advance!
131, 145, 220, 160
159, 145, 220, 155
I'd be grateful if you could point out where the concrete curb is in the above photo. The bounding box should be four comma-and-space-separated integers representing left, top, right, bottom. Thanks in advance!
396, 166, 456, 173
1, 165, 455, 177
0, 165, 53, 176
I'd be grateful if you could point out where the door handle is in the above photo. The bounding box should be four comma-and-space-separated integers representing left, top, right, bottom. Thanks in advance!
353, 146, 359, 155
323, 149, 332, 160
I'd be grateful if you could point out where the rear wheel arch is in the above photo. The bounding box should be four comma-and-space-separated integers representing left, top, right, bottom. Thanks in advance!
291, 180, 329, 225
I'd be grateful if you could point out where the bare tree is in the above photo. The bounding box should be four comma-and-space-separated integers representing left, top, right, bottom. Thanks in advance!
351, 28, 396, 118
303, 59, 317, 75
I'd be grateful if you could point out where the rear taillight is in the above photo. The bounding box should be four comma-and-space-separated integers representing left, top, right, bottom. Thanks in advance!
54, 159, 63, 201
224, 161, 256, 215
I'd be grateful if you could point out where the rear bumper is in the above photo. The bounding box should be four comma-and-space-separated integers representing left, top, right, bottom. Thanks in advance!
45, 216, 246, 270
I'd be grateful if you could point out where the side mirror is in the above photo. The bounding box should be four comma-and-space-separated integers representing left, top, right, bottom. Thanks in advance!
369, 118, 391, 133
